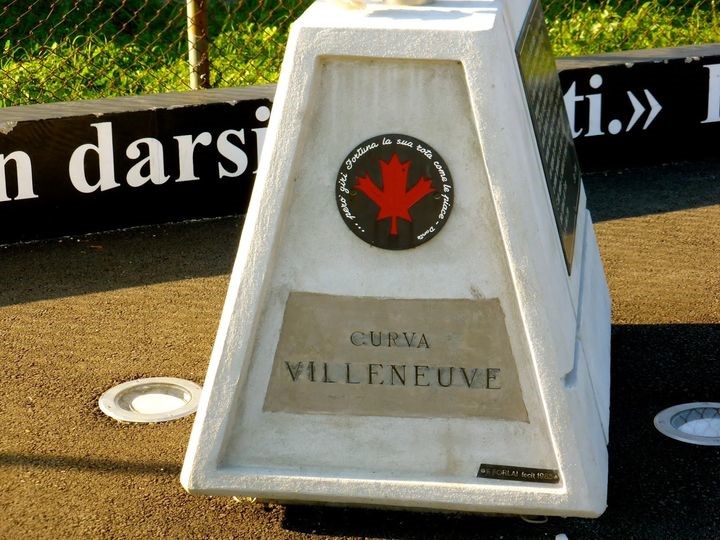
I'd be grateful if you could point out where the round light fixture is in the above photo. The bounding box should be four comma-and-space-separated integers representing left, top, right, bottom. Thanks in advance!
654, 402, 720, 446
99, 377, 202, 423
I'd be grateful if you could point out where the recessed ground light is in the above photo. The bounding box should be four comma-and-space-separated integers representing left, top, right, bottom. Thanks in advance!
654, 402, 720, 446
99, 377, 202, 423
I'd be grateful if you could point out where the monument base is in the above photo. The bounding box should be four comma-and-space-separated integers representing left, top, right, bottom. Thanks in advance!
182, 0, 610, 518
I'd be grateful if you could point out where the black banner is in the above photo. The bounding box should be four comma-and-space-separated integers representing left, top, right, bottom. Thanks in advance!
3, 44, 720, 245
558, 45, 720, 171
0, 88, 272, 244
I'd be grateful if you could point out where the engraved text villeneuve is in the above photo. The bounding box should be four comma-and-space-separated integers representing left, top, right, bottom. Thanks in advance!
263, 293, 528, 421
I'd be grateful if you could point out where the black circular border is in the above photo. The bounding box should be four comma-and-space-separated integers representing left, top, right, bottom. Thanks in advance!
335, 134, 454, 250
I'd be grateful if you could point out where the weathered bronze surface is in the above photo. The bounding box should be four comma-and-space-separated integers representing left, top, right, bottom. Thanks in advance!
478, 463, 560, 484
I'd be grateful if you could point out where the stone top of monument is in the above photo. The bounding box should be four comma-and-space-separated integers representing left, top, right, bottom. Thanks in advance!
312, 0, 510, 30
311, 0, 531, 34
288, 1, 536, 76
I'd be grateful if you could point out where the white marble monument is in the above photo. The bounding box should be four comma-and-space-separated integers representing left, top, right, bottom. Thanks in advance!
181, 0, 611, 517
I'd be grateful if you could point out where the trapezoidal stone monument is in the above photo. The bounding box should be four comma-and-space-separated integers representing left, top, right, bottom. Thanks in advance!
182, 0, 611, 517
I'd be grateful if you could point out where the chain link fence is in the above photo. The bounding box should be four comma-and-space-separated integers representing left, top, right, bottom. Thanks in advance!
1, 1, 717, 107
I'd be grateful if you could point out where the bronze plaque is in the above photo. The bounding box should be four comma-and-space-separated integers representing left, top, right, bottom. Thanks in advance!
263, 292, 528, 421
516, 0, 581, 273
477, 464, 560, 484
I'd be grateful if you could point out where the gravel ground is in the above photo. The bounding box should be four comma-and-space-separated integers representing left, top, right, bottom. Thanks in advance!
1, 160, 719, 539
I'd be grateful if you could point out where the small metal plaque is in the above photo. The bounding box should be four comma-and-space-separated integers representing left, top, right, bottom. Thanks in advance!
477, 464, 560, 484
516, 0, 581, 273
336, 134, 454, 250
263, 292, 527, 421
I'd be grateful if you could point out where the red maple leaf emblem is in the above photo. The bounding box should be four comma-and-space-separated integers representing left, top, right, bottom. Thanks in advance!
354, 153, 435, 236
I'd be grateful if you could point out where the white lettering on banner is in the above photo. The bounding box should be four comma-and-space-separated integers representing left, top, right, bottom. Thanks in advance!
69, 122, 121, 193
174, 132, 213, 182
217, 129, 249, 179
2, 103, 269, 203
126, 137, 171, 187
563, 73, 663, 138
585, 74, 605, 137
0, 151, 37, 202
563, 81, 584, 138
251, 105, 270, 174
702, 63, 720, 124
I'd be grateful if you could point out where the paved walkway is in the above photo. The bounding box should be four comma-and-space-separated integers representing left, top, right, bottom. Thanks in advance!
1, 161, 719, 539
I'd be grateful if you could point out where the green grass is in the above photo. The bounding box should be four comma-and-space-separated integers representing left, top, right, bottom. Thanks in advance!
546, 1, 720, 56
0, 0, 309, 107
1, 0, 719, 106
0, 24, 288, 106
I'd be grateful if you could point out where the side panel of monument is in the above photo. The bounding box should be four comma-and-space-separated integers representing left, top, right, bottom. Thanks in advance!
181, 0, 610, 517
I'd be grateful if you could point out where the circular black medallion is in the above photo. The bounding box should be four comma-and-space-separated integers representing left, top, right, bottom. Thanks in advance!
336, 134, 453, 250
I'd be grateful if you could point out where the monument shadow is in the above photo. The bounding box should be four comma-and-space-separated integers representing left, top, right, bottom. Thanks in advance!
0, 216, 243, 307
584, 159, 720, 222
281, 323, 720, 539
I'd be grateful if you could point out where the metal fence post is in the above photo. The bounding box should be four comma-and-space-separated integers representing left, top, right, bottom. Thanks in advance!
187, 0, 211, 89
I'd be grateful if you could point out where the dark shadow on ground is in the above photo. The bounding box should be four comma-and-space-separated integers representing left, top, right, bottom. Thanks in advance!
281, 324, 720, 540
584, 160, 720, 222
4, 159, 719, 306
0, 216, 242, 307
0, 453, 180, 476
